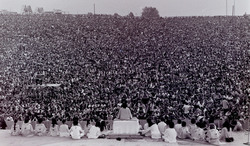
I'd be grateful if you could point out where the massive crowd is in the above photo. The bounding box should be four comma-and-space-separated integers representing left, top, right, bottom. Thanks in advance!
0, 14, 249, 126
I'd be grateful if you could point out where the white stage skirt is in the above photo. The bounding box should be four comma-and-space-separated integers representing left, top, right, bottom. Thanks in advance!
113, 119, 140, 134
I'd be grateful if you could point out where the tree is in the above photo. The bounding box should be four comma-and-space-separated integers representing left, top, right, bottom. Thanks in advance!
141, 7, 160, 19
23, 5, 33, 14
127, 12, 135, 18
36, 7, 44, 14
26, 5, 32, 14
114, 13, 120, 18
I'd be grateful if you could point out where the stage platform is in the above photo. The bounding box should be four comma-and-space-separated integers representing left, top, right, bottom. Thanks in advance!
106, 133, 144, 139
0, 130, 248, 146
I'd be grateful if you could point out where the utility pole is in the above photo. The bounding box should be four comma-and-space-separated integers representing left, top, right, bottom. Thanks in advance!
234, 0, 236, 16
94, 3, 95, 15
232, 0, 236, 16
226, 0, 228, 16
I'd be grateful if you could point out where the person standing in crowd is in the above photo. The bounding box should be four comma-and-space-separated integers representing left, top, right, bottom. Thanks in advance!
11, 119, 20, 136
222, 98, 230, 114
59, 119, 70, 137
117, 102, 133, 120
183, 102, 191, 118
70, 119, 85, 139
197, 99, 205, 109
140, 119, 161, 139
34, 118, 47, 136
21, 116, 34, 137
49, 118, 59, 136
162, 121, 177, 143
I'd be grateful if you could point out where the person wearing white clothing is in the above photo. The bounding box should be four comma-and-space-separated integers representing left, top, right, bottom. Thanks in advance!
21, 117, 34, 137
143, 123, 150, 136
157, 117, 167, 134
192, 122, 205, 141
87, 120, 101, 139
70, 120, 84, 139
188, 118, 197, 139
49, 118, 59, 136
162, 121, 177, 143
178, 121, 190, 139
11, 119, 20, 136
206, 124, 221, 145
117, 102, 133, 120
174, 119, 182, 136
140, 119, 161, 139
34, 118, 47, 136
87, 125, 101, 138
59, 119, 70, 137
84, 120, 92, 135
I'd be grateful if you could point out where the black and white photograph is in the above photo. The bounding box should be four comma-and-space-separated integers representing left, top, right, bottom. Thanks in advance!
0, 0, 249, 146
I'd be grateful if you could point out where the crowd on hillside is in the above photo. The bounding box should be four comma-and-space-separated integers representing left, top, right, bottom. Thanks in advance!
0, 14, 249, 126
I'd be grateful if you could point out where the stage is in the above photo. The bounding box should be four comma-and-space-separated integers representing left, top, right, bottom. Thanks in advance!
0, 130, 248, 146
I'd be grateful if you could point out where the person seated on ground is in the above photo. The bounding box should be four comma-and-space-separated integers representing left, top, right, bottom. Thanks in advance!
157, 117, 167, 135
87, 119, 101, 139
140, 118, 161, 139
174, 119, 182, 136
232, 119, 243, 131
6, 116, 13, 121
208, 117, 219, 129
49, 118, 59, 136
220, 121, 234, 142
178, 121, 190, 139
162, 121, 177, 143
100, 120, 107, 132
205, 123, 221, 145
143, 120, 151, 137
192, 121, 206, 141
116, 102, 132, 120
59, 119, 70, 137
0, 116, 7, 129
188, 118, 197, 138
219, 115, 227, 129
34, 118, 47, 136
11, 119, 20, 136
70, 119, 85, 139
21, 116, 34, 137
84, 119, 92, 135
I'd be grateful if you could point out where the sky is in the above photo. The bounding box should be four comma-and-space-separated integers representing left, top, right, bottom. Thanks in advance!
0, 0, 249, 17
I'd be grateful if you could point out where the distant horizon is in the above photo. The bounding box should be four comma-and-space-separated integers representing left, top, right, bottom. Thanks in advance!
0, 0, 249, 17
0, 9, 248, 17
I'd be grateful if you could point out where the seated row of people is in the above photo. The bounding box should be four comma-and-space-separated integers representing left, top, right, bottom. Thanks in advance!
139, 117, 241, 144
10, 116, 105, 139
10, 115, 242, 144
